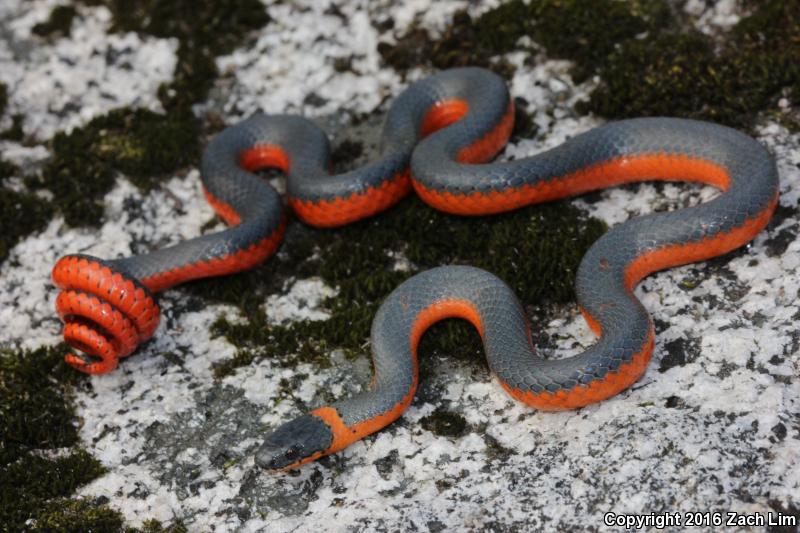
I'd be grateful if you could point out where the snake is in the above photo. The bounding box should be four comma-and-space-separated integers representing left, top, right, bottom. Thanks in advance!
50, 67, 779, 470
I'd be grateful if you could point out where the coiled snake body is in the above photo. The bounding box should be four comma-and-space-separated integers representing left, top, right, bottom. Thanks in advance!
50, 68, 779, 470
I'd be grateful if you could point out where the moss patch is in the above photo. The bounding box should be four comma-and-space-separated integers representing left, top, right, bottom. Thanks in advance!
379, 0, 671, 81
32, 500, 187, 533
0, 104, 48, 263
381, 0, 798, 130
0, 346, 86, 467
31, 5, 77, 38
0, 158, 16, 186
0, 187, 54, 266
583, 0, 800, 129
474, 0, 669, 83
0, 83, 7, 117
136, 520, 189, 533
0, 114, 26, 142
2, 451, 106, 530
194, 195, 605, 378
0, 345, 188, 531
0, 346, 101, 531
29, 498, 124, 532
30, 499, 187, 532
82, 0, 271, 112
0, 81, 19, 140
26, 0, 274, 228
0, 158, 53, 263
26, 108, 199, 226
420, 409, 468, 438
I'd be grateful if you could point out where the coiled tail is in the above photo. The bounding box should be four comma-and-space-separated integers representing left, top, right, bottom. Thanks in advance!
51, 254, 160, 374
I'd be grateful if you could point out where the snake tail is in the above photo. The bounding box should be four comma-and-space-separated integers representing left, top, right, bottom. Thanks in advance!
51, 255, 160, 374
49, 69, 516, 374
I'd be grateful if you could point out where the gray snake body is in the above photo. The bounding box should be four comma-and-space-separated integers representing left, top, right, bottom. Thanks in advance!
48, 68, 778, 470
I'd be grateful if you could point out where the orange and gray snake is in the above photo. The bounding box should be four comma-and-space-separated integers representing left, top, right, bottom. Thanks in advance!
50, 67, 779, 470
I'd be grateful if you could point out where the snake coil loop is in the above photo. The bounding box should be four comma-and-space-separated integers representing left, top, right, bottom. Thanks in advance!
51, 254, 160, 374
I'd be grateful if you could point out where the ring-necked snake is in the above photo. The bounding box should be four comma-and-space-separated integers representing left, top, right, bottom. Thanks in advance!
50, 67, 779, 470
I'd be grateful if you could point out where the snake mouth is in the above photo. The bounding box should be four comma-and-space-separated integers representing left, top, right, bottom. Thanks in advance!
255, 443, 305, 470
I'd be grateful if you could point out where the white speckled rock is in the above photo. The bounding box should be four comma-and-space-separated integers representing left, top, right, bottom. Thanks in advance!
0, 0, 177, 140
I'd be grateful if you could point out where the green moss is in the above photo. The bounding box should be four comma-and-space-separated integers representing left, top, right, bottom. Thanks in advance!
582, 0, 800, 128
581, 33, 722, 120
0, 82, 23, 141
379, 0, 671, 81
103, 0, 269, 58
31, 5, 77, 38
28, 499, 189, 532
420, 409, 468, 438
483, 434, 514, 461
26, 108, 199, 226
470, 0, 671, 82
158, 42, 220, 113
20, 0, 270, 229
29, 498, 123, 532
0, 158, 51, 264
134, 519, 189, 533
83, 0, 271, 112
27, 0, 272, 228
377, 28, 432, 73
383, 0, 798, 129
0, 158, 16, 185
0, 114, 49, 262
0, 83, 6, 117
0, 345, 191, 530
0, 345, 86, 466
0, 346, 115, 531
2, 452, 106, 531
0, 186, 54, 262
197, 195, 605, 378
0, 114, 26, 142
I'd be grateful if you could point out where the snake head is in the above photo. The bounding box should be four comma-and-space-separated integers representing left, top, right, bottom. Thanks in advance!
255, 413, 333, 470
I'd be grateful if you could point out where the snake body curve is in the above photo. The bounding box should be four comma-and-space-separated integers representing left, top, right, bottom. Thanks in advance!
50, 68, 779, 470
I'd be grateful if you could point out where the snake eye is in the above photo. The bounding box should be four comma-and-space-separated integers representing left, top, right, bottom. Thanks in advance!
285, 446, 300, 460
